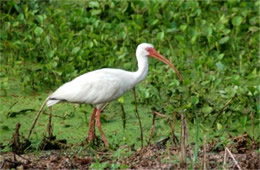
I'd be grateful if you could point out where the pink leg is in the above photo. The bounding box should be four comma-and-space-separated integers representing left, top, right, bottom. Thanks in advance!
96, 109, 109, 147
88, 108, 97, 143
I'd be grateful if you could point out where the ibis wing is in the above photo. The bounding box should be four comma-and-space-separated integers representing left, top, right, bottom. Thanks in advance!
49, 75, 121, 105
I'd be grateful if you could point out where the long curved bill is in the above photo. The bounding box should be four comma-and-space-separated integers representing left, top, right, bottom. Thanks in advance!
150, 49, 183, 82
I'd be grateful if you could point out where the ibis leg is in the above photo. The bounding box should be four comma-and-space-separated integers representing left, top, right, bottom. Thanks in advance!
96, 109, 109, 147
88, 108, 97, 143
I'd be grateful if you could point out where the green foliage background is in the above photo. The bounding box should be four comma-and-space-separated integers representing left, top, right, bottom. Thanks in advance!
0, 0, 259, 132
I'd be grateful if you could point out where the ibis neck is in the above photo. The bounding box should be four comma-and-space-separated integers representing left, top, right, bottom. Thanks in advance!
134, 56, 149, 84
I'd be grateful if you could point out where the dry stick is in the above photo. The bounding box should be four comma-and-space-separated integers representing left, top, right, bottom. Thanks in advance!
133, 87, 143, 148
170, 111, 177, 146
212, 95, 236, 127
171, 111, 177, 145
9, 101, 18, 110
148, 112, 156, 145
0, 160, 4, 169
180, 114, 187, 168
42, 111, 66, 119
223, 148, 227, 170
153, 111, 170, 119
154, 111, 178, 145
250, 112, 255, 141
183, 113, 193, 166
15, 153, 31, 163
27, 97, 49, 140
47, 107, 53, 138
225, 147, 242, 170
13, 123, 21, 151
202, 136, 207, 170
184, 116, 189, 145
120, 103, 126, 129
101, 103, 109, 111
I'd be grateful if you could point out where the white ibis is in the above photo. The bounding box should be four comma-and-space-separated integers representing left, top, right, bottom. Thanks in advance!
45, 43, 182, 146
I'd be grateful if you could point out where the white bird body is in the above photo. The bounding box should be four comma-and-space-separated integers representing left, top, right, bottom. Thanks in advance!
47, 67, 147, 108
42, 43, 182, 146
47, 43, 150, 109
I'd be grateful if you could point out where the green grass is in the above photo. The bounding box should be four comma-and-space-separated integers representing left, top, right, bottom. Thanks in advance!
0, 78, 174, 149
0, 0, 259, 157
1, 78, 258, 153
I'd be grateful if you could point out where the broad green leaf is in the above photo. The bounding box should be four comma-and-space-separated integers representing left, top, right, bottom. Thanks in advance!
180, 25, 187, 31
219, 36, 229, 44
120, 32, 126, 39
249, 26, 260, 33
151, 19, 159, 25
45, 35, 50, 45
232, 16, 243, 26
216, 61, 224, 71
91, 9, 101, 16
88, 41, 94, 48
217, 53, 225, 60
217, 123, 222, 130
47, 50, 55, 58
118, 96, 124, 103
206, 27, 212, 37
0, 30, 8, 40
36, 15, 44, 25
256, 0, 260, 6
191, 96, 199, 105
219, 14, 228, 24
202, 105, 213, 114
52, 61, 58, 68
36, 37, 41, 43
34, 27, 43, 36
157, 32, 164, 40
89, 1, 100, 8
72, 47, 80, 54
13, 22, 19, 27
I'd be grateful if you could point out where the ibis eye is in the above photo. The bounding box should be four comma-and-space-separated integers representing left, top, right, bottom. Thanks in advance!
146, 48, 151, 52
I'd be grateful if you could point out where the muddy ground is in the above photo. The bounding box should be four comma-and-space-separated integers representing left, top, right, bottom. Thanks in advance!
1, 133, 259, 169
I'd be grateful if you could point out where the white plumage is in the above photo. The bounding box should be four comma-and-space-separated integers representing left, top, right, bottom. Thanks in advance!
47, 68, 140, 108
44, 43, 182, 146
46, 43, 152, 109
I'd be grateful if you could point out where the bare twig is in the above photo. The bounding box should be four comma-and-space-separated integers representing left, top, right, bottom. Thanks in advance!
47, 107, 53, 138
212, 95, 236, 127
120, 103, 126, 129
225, 147, 242, 170
250, 112, 255, 141
42, 111, 66, 119
180, 113, 187, 168
9, 101, 18, 110
27, 97, 49, 139
171, 111, 177, 146
184, 116, 189, 145
202, 136, 207, 170
12, 123, 21, 152
133, 87, 143, 148
223, 148, 227, 170
0, 159, 5, 169
153, 111, 170, 119
153, 111, 178, 145
13, 153, 17, 163
148, 112, 156, 145
101, 103, 109, 111
15, 153, 31, 163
